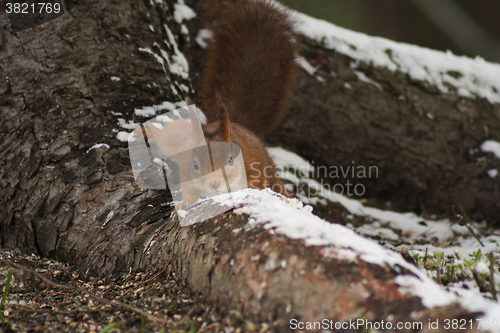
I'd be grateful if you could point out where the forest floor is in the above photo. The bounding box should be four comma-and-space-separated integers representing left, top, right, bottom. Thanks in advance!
0, 249, 283, 333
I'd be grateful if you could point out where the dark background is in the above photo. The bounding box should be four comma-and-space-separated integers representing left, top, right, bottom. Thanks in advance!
281, 0, 500, 64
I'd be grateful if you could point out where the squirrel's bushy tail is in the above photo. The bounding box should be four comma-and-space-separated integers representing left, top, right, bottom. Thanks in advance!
199, 0, 298, 139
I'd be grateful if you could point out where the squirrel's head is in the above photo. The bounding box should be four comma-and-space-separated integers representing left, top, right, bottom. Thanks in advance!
190, 96, 246, 197
190, 123, 246, 197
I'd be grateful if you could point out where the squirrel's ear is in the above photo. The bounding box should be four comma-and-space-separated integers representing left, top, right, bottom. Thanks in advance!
215, 92, 232, 142
220, 111, 232, 142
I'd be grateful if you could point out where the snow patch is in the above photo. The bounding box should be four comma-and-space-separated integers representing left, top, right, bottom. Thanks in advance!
164, 25, 190, 79
196, 29, 212, 49
293, 10, 500, 103
116, 131, 132, 142
139, 47, 169, 79
118, 118, 140, 130
173, 3, 196, 23
211, 188, 458, 309
134, 100, 187, 117
87, 143, 110, 152
267, 147, 314, 176
268, 148, 469, 242
296, 56, 325, 83
481, 140, 500, 159
350, 61, 383, 90
394, 275, 456, 308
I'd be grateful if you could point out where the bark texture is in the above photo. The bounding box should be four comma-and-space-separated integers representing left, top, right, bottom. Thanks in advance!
0, 0, 188, 267
0, 0, 498, 331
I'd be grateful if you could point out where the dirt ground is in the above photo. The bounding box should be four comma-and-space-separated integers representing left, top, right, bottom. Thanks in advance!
0, 249, 286, 333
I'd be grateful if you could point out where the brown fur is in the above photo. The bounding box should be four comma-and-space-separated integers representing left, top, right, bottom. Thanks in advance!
193, 0, 298, 204
199, 0, 298, 139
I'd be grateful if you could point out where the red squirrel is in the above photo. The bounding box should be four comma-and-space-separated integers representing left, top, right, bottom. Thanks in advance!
142, 0, 298, 210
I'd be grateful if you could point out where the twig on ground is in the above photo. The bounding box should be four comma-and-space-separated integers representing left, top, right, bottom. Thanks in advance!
488, 253, 498, 301
142, 257, 171, 285
453, 205, 484, 247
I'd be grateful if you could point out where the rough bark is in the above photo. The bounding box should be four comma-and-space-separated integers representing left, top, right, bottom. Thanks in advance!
0, 0, 498, 331
0, 0, 189, 259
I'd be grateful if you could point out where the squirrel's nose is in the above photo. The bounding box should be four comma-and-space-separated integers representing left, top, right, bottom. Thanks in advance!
209, 180, 221, 189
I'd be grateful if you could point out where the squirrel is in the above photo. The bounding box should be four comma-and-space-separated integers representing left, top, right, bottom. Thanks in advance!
141, 0, 298, 210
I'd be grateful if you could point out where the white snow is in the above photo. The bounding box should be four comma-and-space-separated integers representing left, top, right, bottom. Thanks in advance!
407, 233, 500, 258
481, 140, 500, 159
268, 147, 314, 176
134, 100, 187, 117
394, 275, 456, 308
118, 118, 140, 130
292, 10, 500, 103
177, 209, 188, 218
214, 189, 411, 267
209, 188, 470, 309
138, 47, 168, 77
164, 25, 190, 80
178, 83, 190, 93
195, 29, 212, 49
475, 261, 490, 275
269, 147, 473, 242
87, 143, 110, 152
355, 222, 399, 241
351, 61, 382, 90
117, 101, 189, 141
116, 131, 132, 142
352, 69, 382, 91
488, 169, 498, 178
296, 56, 325, 83
136, 10, 191, 96
173, 3, 196, 23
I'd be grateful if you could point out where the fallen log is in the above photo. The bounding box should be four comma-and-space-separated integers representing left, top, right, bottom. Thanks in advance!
138, 189, 488, 332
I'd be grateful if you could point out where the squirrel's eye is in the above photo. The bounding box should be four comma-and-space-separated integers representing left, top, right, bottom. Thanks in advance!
228, 156, 234, 166
193, 160, 199, 170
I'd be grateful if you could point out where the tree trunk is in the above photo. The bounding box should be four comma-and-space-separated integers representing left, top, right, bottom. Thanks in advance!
0, 0, 497, 331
